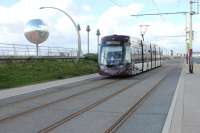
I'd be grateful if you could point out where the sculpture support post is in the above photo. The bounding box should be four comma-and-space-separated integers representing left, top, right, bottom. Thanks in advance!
36, 44, 39, 56
86, 25, 90, 54
96, 29, 100, 54
40, 7, 82, 61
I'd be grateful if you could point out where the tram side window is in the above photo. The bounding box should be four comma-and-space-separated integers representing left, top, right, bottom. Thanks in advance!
138, 48, 142, 63
137, 48, 141, 63
157, 50, 161, 60
147, 49, 151, 61
125, 46, 131, 63
131, 47, 134, 61
155, 50, 159, 60
133, 48, 138, 63
152, 50, 155, 61
155, 48, 157, 60
144, 49, 147, 61
156, 51, 158, 60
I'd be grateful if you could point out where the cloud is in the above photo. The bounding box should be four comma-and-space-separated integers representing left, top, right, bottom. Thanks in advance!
0, 0, 97, 52
153, 0, 179, 4
96, 3, 143, 36
0, 0, 73, 43
82, 4, 92, 12
0, 0, 192, 54
95, 3, 187, 53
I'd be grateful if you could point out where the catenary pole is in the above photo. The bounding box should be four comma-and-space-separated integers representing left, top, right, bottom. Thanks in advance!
189, 0, 194, 73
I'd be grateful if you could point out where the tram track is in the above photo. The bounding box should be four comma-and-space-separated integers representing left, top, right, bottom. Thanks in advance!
37, 78, 143, 133
0, 77, 102, 108
38, 66, 171, 133
0, 65, 167, 133
0, 66, 164, 124
36, 66, 167, 133
104, 68, 173, 133
0, 78, 118, 122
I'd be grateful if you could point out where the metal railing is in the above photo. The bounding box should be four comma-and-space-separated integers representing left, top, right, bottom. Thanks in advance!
0, 43, 78, 57
193, 51, 200, 57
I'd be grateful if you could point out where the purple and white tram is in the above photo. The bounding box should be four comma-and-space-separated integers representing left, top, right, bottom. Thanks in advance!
98, 35, 162, 76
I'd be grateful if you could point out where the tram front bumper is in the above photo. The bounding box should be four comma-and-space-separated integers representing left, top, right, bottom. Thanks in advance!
99, 65, 130, 76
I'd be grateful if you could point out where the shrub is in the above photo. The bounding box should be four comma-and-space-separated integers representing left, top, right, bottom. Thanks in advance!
84, 53, 98, 62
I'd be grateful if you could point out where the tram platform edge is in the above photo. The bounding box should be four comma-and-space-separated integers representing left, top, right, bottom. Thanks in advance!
162, 63, 200, 133
0, 73, 99, 107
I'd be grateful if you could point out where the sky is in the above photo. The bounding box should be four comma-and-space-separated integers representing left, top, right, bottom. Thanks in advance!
0, 0, 200, 54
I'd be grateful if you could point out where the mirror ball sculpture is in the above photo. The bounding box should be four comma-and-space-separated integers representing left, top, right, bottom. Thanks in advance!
24, 19, 49, 56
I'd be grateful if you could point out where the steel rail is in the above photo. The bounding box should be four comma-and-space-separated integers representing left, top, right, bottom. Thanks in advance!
0, 78, 99, 108
37, 76, 148, 133
0, 78, 118, 122
104, 68, 173, 133
0, 64, 164, 133
38, 66, 166, 133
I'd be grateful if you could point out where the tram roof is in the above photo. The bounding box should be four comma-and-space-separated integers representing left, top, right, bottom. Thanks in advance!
101, 34, 159, 48
101, 35, 130, 42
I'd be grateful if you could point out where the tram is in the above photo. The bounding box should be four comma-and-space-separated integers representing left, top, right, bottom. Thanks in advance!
98, 35, 162, 76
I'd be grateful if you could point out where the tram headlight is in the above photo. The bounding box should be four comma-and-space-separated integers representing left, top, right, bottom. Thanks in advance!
100, 65, 105, 69
119, 65, 124, 68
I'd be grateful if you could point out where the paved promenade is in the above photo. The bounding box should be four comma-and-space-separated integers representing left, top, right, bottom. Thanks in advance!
182, 64, 200, 133
163, 63, 200, 133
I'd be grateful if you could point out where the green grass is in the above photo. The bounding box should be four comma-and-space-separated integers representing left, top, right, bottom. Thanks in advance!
0, 59, 98, 89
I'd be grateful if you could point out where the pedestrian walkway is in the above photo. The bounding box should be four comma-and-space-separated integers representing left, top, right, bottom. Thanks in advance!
182, 64, 200, 133
162, 63, 200, 133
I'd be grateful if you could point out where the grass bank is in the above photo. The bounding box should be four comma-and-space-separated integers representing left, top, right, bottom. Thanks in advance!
0, 59, 98, 89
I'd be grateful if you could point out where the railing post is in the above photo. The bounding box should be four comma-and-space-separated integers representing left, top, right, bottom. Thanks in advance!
13, 44, 16, 56
159, 47, 161, 66
150, 44, 152, 69
155, 45, 156, 67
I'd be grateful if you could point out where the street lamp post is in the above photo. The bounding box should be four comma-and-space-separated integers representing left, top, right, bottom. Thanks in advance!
86, 25, 91, 54
96, 29, 101, 54
188, 0, 194, 73
154, 45, 157, 67
39, 6, 82, 60
77, 24, 81, 57
139, 25, 149, 41
139, 25, 149, 72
